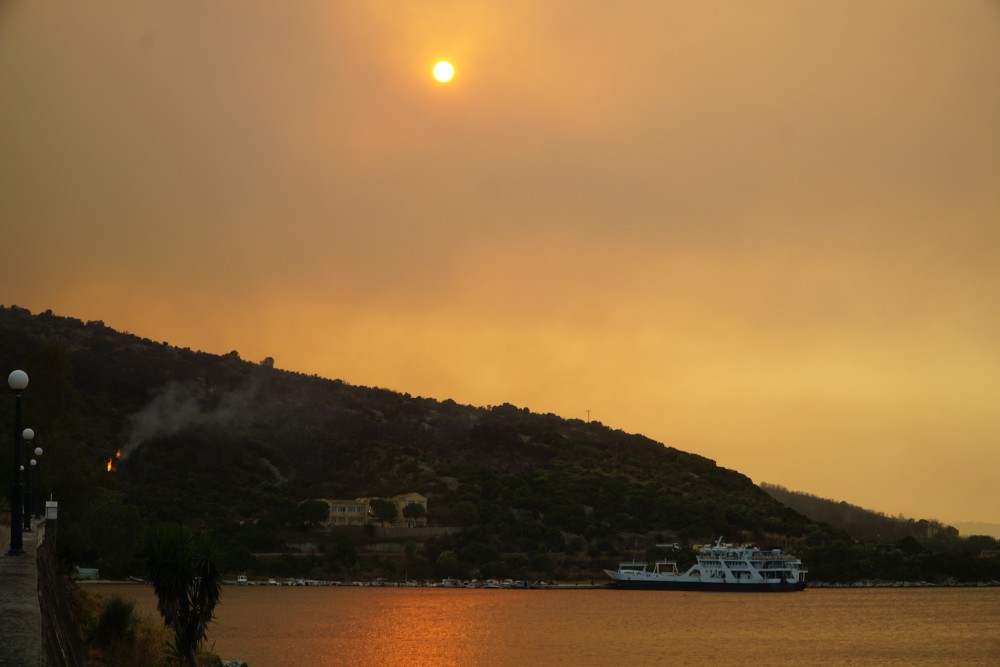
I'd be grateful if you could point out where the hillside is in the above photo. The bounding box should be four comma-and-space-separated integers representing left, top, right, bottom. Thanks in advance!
760, 483, 958, 542
0, 306, 821, 571
6, 304, 998, 585
951, 522, 1000, 540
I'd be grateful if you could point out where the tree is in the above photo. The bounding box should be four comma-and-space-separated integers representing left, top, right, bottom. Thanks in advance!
369, 498, 398, 526
74, 488, 145, 578
143, 524, 222, 667
296, 499, 330, 525
436, 550, 462, 577
403, 502, 426, 523
452, 501, 479, 527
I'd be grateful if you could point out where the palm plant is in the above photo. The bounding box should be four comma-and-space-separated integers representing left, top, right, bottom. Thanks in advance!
143, 524, 222, 667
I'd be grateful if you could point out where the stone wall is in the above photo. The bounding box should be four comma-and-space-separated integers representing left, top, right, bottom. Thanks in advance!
374, 526, 461, 539
37, 533, 85, 667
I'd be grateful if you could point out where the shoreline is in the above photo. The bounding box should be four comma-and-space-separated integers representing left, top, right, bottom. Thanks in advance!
79, 579, 1000, 589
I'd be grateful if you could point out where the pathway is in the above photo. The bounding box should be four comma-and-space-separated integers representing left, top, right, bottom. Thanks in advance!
0, 520, 44, 667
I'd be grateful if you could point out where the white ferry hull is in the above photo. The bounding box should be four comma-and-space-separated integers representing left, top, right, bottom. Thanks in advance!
605, 572, 806, 592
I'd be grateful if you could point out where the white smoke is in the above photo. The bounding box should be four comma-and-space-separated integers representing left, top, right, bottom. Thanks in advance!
121, 379, 263, 459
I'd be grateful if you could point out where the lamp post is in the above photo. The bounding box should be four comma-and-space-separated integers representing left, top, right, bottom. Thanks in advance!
28, 459, 37, 528
32, 445, 43, 519
22, 428, 34, 532
7, 370, 28, 556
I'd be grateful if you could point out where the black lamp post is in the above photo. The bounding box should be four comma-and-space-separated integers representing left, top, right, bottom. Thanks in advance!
28, 458, 37, 526
22, 428, 34, 532
32, 444, 43, 519
7, 370, 28, 556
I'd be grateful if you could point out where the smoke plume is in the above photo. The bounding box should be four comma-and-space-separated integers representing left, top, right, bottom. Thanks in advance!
121, 379, 264, 459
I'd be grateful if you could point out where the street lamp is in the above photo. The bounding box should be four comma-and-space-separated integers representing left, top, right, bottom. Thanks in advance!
7, 370, 28, 556
32, 445, 43, 519
28, 459, 37, 523
22, 428, 34, 532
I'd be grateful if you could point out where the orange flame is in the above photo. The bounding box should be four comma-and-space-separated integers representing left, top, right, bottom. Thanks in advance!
106, 458, 113, 472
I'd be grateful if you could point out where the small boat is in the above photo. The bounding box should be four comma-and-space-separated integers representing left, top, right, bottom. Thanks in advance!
606, 537, 807, 592
236, 574, 248, 586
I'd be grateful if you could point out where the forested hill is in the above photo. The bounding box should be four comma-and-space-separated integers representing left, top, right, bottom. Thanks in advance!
0, 307, 864, 578
6, 305, 999, 585
1, 305, 824, 578
760, 483, 959, 542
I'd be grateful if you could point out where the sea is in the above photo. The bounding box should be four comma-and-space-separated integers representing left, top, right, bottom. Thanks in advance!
95, 584, 1000, 666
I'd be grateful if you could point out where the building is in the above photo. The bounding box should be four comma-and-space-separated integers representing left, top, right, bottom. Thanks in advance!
325, 499, 369, 527
323, 493, 428, 528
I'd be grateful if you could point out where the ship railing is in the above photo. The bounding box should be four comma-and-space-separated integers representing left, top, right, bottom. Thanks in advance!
616, 561, 650, 570
747, 552, 800, 562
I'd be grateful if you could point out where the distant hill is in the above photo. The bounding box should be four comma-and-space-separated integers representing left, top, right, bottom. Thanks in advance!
760, 483, 958, 543
951, 522, 1000, 540
2, 305, 823, 580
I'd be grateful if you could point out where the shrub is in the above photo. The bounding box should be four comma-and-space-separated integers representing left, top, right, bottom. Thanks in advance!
90, 595, 137, 649
86, 594, 168, 667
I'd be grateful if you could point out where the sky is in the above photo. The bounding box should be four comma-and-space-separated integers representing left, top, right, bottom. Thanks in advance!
1, 1, 998, 525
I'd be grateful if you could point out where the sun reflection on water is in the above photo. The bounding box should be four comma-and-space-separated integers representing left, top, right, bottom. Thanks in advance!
96, 585, 1000, 666
344, 590, 491, 667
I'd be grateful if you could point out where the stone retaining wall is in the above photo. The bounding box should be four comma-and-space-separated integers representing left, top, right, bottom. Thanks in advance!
37, 534, 84, 667
374, 526, 461, 538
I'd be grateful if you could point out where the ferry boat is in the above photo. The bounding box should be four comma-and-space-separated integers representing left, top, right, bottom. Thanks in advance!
606, 537, 807, 592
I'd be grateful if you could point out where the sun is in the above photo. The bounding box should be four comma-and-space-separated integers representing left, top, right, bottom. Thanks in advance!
433, 61, 455, 83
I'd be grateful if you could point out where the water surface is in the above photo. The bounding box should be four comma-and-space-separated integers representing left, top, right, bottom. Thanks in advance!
98, 585, 1000, 666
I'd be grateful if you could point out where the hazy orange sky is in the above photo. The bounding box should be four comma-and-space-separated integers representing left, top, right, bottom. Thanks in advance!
2, 1, 998, 524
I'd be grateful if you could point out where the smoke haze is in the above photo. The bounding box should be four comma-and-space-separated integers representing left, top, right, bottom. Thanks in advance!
123, 379, 265, 459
